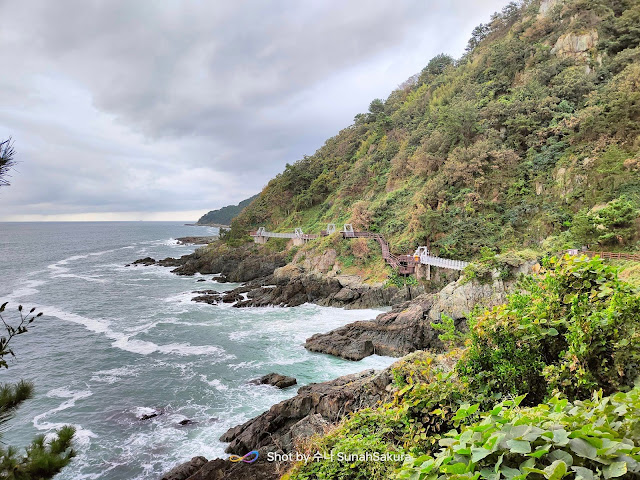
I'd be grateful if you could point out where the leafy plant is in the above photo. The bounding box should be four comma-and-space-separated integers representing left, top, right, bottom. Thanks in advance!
398, 386, 640, 480
458, 255, 640, 406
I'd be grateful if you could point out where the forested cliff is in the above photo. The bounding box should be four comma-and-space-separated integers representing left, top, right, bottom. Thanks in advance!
230, 0, 640, 260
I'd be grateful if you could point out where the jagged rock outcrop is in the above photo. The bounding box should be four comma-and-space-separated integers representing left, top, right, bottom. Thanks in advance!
220, 368, 393, 456
249, 373, 297, 389
232, 265, 424, 309
189, 267, 424, 309
304, 272, 520, 360
551, 30, 599, 61
160, 456, 208, 480
160, 456, 278, 480
175, 236, 218, 245
184, 458, 278, 480
131, 245, 287, 282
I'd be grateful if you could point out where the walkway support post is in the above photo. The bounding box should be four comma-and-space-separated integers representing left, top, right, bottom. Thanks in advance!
342, 224, 355, 238
293, 228, 306, 246
254, 226, 268, 244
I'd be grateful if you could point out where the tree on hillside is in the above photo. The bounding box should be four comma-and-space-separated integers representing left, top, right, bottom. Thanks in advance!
0, 139, 76, 479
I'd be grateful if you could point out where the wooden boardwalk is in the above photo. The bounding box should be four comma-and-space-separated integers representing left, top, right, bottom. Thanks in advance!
584, 251, 640, 261
250, 224, 469, 274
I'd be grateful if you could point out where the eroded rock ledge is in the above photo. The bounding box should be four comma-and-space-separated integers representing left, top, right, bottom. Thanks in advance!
220, 368, 393, 456
304, 273, 521, 360
133, 246, 426, 309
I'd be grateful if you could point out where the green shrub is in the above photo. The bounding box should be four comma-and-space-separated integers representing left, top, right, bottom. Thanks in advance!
458, 255, 640, 406
386, 270, 419, 288
289, 409, 406, 480
398, 386, 640, 480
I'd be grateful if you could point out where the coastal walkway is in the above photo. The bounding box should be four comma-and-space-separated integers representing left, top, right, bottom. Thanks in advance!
250, 224, 469, 276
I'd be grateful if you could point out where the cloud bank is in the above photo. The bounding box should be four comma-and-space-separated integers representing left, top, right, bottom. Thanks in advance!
0, 0, 507, 221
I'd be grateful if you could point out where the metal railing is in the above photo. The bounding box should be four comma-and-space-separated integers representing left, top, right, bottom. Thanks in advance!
251, 225, 470, 272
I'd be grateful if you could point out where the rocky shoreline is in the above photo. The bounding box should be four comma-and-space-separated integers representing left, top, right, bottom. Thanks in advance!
163, 352, 442, 480
131, 246, 426, 309
304, 272, 520, 360
134, 244, 532, 480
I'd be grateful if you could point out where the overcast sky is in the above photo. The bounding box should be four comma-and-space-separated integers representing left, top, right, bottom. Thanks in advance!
0, 0, 507, 222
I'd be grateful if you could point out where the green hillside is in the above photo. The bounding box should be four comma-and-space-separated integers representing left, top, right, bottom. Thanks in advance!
196, 194, 258, 226
230, 0, 640, 261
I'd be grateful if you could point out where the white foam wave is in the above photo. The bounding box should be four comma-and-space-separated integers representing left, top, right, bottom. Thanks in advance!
5, 279, 46, 301
163, 291, 197, 304
199, 375, 229, 391
228, 360, 266, 370
133, 406, 160, 418
34, 388, 97, 446
53, 273, 109, 284
90, 366, 140, 385
42, 306, 231, 358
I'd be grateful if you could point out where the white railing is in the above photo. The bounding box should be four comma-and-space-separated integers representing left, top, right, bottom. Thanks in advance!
413, 246, 469, 271
252, 227, 317, 239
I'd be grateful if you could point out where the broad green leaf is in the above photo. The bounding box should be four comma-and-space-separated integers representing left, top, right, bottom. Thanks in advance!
569, 438, 598, 460
544, 460, 567, 480
501, 466, 523, 479
507, 439, 531, 454
471, 447, 492, 462
441, 462, 467, 474
571, 466, 595, 480
528, 444, 551, 458
547, 449, 573, 466
603, 461, 627, 479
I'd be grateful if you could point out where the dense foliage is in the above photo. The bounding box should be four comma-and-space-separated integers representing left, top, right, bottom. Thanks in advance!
230, 0, 640, 261
458, 255, 640, 406
398, 387, 640, 479
286, 255, 640, 480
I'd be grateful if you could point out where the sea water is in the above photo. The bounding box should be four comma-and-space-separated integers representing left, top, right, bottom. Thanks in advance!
0, 222, 394, 479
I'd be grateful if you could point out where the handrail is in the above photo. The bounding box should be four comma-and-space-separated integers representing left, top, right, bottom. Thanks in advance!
583, 251, 640, 261
251, 226, 470, 273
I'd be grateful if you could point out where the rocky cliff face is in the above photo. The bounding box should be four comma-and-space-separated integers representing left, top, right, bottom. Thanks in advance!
168, 245, 288, 282
136, 244, 426, 309
220, 368, 393, 456
159, 358, 412, 480
551, 29, 599, 62
304, 272, 519, 360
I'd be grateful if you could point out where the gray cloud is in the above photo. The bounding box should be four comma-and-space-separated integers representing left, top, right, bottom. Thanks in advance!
0, 0, 508, 220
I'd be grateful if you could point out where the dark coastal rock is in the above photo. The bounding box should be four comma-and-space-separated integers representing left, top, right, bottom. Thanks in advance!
249, 373, 297, 389
289, 413, 330, 440
167, 246, 287, 282
132, 257, 156, 266
223, 268, 425, 309
304, 274, 521, 360
196, 278, 206, 282
160, 456, 208, 480
221, 292, 243, 303
184, 457, 278, 480
175, 236, 217, 245
191, 290, 223, 305
139, 410, 163, 421
220, 368, 392, 456
305, 295, 440, 360
177, 419, 198, 426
